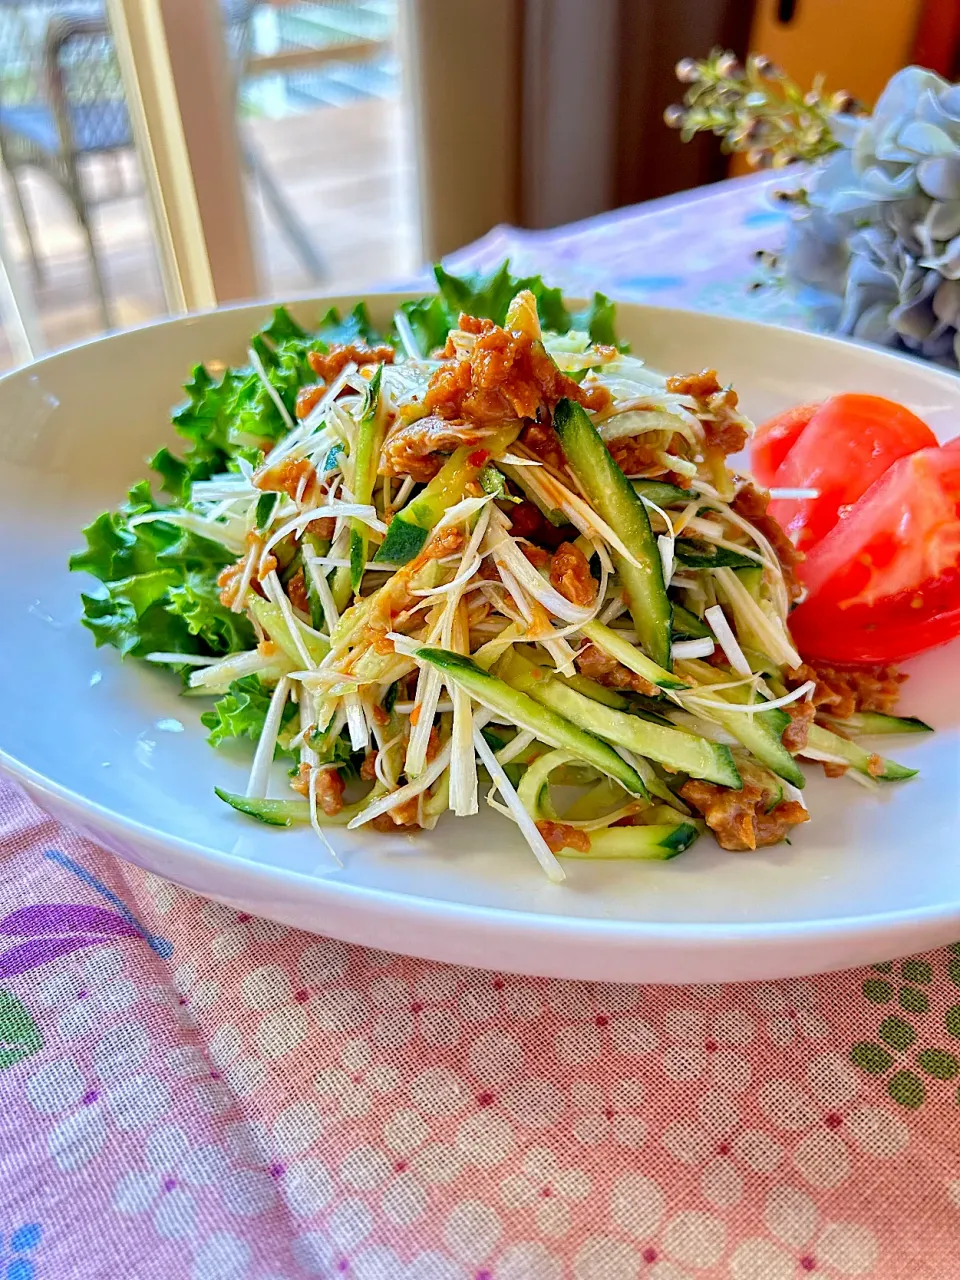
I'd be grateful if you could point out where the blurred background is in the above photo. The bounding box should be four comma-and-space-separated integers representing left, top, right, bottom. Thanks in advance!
0, 0, 953, 371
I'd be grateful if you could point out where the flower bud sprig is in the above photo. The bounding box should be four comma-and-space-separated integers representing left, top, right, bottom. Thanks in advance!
664, 48, 860, 168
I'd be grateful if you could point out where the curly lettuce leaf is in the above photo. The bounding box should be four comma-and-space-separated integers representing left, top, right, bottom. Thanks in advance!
201, 676, 298, 756
71, 488, 254, 658
164, 327, 321, 501
240, 304, 385, 434
399, 263, 627, 354
165, 570, 255, 654
78, 573, 190, 658
249, 333, 311, 426
259, 304, 307, 346
306, 729, 354, 770
316, 300, 382, 346
572, 292, 626, 349
71, 263, 624, 669
69, 482, 168, 582
262, 301, 383, 350
433, 262, 568, 332
164, 364, 242, 496
392, 294, 452, 357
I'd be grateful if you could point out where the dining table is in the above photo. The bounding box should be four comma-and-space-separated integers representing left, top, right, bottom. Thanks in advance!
1, 171, 958, 1280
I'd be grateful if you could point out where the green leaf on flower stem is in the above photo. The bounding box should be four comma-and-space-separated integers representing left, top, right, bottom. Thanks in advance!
0, 990, 42, 1069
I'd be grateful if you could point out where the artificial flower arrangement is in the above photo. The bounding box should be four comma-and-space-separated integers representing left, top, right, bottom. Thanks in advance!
666, 51, 960, 368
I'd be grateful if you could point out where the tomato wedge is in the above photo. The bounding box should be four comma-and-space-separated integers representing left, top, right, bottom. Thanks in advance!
769, 394, 938, 554
789, 443, 960, 663
751, 401, 820, 487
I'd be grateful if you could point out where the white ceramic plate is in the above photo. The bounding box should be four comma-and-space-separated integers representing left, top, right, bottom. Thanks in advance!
2, 295, 958, 983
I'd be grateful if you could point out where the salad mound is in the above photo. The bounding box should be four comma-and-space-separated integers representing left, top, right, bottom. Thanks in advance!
71, 264, 926, 881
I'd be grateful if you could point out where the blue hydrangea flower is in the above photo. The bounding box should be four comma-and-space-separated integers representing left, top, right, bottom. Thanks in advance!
783, 66, 960, 366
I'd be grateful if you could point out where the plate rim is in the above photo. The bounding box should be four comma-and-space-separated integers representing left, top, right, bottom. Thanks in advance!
6, 283, 960, 400
3, 291, 960, 972
5, 724, 959, 952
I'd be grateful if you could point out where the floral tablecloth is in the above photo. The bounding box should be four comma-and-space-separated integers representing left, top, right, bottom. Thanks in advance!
2, 175, 959, 1280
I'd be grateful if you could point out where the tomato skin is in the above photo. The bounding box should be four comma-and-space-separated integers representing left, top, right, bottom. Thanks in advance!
791, 580, 960, 663
789, 445, 960, 663
862, 599, 960, 662
769, 394, 938, 554
751, 402, 821, 488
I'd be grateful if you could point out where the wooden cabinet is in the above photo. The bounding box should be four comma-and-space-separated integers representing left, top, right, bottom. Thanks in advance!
731, 0, 927, 175
747, 0, 925, 104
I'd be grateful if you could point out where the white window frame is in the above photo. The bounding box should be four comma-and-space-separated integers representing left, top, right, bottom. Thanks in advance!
107, 0, 257, 314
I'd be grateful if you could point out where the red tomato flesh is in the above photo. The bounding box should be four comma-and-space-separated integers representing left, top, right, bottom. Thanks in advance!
789, 444, 960, 663
751, 401, 820, 487
769, 394, 938, 554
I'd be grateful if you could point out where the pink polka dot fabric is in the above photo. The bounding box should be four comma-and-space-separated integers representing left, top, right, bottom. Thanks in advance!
3, 771, 960, 1280
2, 177, 959, 1278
